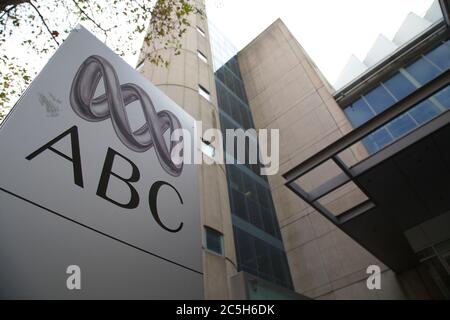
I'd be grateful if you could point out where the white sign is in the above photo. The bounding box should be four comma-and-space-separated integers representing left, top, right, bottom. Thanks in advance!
0, 26, 202, 299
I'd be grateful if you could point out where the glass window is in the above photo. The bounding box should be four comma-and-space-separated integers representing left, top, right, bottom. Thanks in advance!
241, 108, 252, 130
136, 60, 145, 71
198, 84, 210, 101
215, 54, 292, 289
344, 42, 450, 157
235, 82, 245, 102
223, 92, 232, 117
243, 174, 257, 201
225, 68, 236, 96
425, 43, 450, 71
230, 97, 243, 124
261, 208, 276, 237
196, 26, 206, 37
247, 199, 263, 230
216, 83, 228, 116
386, 114, 417, 139
367, 127, 393, 153
409, 100, 440, 125
270, 248, 291, 287
362, 136, 378, 155
228, 165, 241, 188
204, 227, 224, 256
234, 226, 293, 288
227, 58, 239, 77
383, 73, 416, 101
434, 85, 450, 109
361, 86, 449, 156
231, 189, 248, 221
235, 227, 257, 273
256, 184, 270, 209
197, 50, 208, 64
364, 85, 396, 114
201, 140, 215, 159
406, 57, 441, 85
216, 68, 226, 84
255, 238, 273, 277
344, 98, 376, 128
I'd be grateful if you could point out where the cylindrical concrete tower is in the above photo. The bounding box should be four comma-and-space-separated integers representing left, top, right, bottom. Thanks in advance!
137, 0, 238, 299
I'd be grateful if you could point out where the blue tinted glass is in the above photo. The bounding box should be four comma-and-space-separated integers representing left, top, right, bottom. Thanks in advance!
270, 248, 292, 287
231, 189, 248, 221
426, 43, 450, 71
228, 165, 242, 189
386, 114, 417, 139
370, 127, 393, 151
261, 208, 276, 237
219, 83, 233, 117
255, 238, 273, 276
217, 55, 293, 289
241, 108, 252, 129
406, 57, 441, 85
344, 98, 375, 127
243, 174, 257, 201
230, 101, 242, 124
364, 85, 396, 114
235, 227, 257, 272
362, 136, 378, 155
256, 184, 270, 209
383, 73, 416, 101
409, 100, 440, 124
434, 85, 450, 109
205, 228, 223, 255
247, 199, 263, 230
270, 249, 286, 285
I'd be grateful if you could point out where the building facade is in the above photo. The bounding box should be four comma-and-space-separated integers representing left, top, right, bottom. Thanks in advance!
138, 0, 450, 299
137, 0, 239, 299
213, 38, 297, 298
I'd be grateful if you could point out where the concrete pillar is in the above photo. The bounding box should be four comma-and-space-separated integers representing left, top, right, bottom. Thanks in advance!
137, 0, 238, 299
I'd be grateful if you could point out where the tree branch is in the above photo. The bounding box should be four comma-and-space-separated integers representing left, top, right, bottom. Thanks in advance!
0, 4, 18, 20
132, 0, 150, 12
28, 1, 59, 46
0, 0, 29, 13
71, 0, 108, 39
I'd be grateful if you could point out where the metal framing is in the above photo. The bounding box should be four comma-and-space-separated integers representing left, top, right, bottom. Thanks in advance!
283, 69, 450, 226
334, 21, 449, 108
440, 0, 450, 27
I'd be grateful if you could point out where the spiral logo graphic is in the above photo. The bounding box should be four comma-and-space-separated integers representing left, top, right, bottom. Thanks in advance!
69, 55, 183, 177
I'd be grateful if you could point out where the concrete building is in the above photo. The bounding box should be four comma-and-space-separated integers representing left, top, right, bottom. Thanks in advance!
137, 0, 239, 300
138, 0, 450, 299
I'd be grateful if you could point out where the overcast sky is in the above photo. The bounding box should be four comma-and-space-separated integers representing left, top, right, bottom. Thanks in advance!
205, 0, 436, 85
1, 0, 439, 105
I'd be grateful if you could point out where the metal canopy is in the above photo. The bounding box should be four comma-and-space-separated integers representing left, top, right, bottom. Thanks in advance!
283, 70, 450, 272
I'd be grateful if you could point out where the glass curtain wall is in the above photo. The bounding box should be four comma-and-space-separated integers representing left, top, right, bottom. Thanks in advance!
209, 22, 293, 289
344, 39, 450, 154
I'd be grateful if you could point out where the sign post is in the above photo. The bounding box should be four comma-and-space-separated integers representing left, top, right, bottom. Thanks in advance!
0, 25, 202, 299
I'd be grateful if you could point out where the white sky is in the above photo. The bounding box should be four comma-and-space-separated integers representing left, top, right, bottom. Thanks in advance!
1, 0, 438, 111
205, 0, 436, 84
